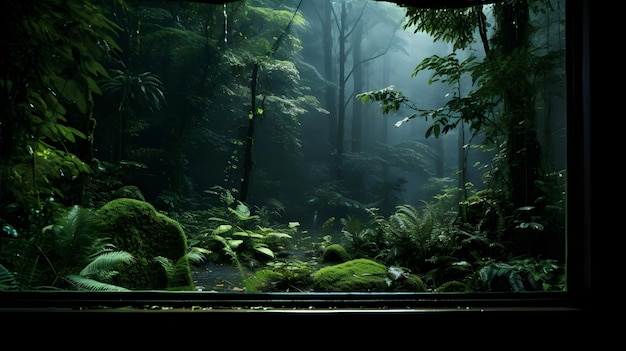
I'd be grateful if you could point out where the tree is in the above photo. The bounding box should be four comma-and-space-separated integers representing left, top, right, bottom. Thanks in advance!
403, 0, 562, 210
360, 0, 564, 209
1, 0, 120, 218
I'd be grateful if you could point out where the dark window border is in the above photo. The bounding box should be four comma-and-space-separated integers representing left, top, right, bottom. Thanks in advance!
0, 0, 593, 325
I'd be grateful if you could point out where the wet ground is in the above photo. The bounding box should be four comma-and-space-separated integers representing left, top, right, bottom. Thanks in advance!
191, 249, 314, 292
191, 263, 248, 292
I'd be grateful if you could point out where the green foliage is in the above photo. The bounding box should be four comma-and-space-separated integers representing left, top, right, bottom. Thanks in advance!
0, 205, 133, 290
404, 6, 484, 51
356, 86, 413, 115
0, 264, 18, 291
152, 248, 205, 291
100, 70, 166, 114
357, 53, 496, 139
476, 257, 564, 292
329, 189, 567, 292
79, 251, 135, 281
65, 250, 135, 291
1, 0, 121, 212
340, 213, 382, 259
64, 274, 130, 292
95, 198, 194, 290
196, 201, 295, 274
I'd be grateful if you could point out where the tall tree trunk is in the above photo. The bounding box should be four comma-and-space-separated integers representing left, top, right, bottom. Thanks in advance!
240, 63, 259, 204
322, 0, 337, 154
351, 18, 363, 153
496, 1, 542, 209
380, 53, 391, 145
335, 0, 347, 179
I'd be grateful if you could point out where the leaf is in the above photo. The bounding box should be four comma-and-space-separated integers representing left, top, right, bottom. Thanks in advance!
212, 224, 232, 235
85, 76, 102, 95
226, 239, 243, 249
65, 274, 130, 292
265, 232, 292, 241
254, 246, 275, 258
187, 247, 211, 265
0, 264, 18, 290
80, 251, 135, 277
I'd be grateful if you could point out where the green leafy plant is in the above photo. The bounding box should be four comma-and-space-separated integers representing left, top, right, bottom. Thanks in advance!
194, 201, 295, 283
1, 0, 121, 214
153, 246, 210, 290
100, 69, 166, 162
0, 205, 134, 291
65, 251, 135, 292
475, 257, 564, 292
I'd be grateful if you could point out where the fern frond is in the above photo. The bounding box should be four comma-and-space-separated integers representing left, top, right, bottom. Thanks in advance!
395, 204, 421, 230
186, 247, 211, 265
56, 205, 107, 267
80, 251, 135, 277
65, 274, 130, 291
153, 256, 174, 277
0, 264, 18, 290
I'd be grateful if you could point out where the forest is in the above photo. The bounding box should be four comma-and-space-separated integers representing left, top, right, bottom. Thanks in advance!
0, 0, 567, 293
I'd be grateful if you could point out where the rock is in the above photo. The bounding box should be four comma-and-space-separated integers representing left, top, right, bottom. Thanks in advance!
96, 198, 194, 290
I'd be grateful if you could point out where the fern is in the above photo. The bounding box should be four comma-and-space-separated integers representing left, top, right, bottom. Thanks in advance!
65, 274, 130, 292
0, 264, 18, 290
186, 247, 212, 266
80, 251, 135, 279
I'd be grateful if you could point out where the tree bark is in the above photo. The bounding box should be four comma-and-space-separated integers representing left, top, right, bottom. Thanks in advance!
240, 62, 259, 204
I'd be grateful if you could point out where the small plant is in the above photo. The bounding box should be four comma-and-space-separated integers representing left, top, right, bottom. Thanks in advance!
195, 200, 295, 282
0, 205, 135, 291
475, 257, 564, 292
65, 250, 135, 291
153, 246, 211, 290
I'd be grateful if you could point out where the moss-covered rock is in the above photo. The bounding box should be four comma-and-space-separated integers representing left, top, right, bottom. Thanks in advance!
313, 258, 387, 291
96, 198, 193, 290
111, 185, 146, 201
321, 243, 351, 263
313, 258, 428, 292
399, 274, 428, 291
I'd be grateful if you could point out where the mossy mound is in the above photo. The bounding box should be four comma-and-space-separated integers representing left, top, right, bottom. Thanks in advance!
313, 258, 387, 291
313, 258, 427, 292
111, 185, 145, 201
96, 198, 194, 290
321, 243, 351, 263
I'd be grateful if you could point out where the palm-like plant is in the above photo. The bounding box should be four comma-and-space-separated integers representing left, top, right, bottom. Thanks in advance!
100, 69, 166, 113
99, 69, 166, 162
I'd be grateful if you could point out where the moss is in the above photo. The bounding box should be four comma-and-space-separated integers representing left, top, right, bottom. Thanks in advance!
111, 185, 146, 201
395, 273, 428, 292
96, 198, 193, 290
313, 258, 389, 291
313, 258, 429, 292
321, 243, 351, 263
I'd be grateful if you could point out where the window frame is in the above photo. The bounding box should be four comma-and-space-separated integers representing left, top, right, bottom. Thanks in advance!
0, 0, 592, 319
